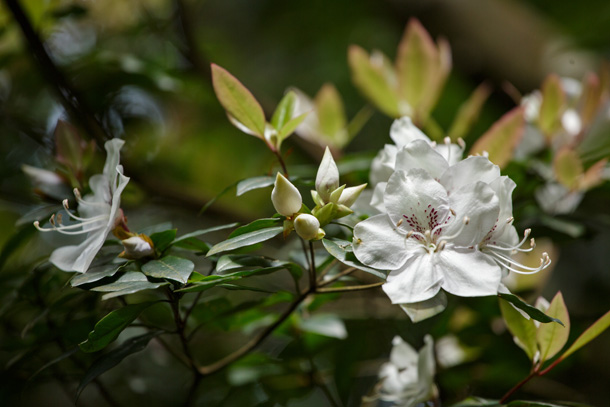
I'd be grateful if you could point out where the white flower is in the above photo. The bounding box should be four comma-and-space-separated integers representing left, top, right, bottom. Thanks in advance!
34, 139, 129, 273
271, 173, 302, 217
120, 235, 155, 259
353, 157, 550, 320
294, 214, 325, 241
377, 335, 437, 407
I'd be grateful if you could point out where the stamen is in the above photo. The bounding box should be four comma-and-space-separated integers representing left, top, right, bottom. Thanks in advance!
457, 138, 466, 150
439, 216, 469, 241
506, 217, 514, 224
73, 188, 107, 208
489, 251, 551, 275
62, 200, 107, 223
396, 218, 403, 227
484, 229, 533, 253
444, 137, 452, 163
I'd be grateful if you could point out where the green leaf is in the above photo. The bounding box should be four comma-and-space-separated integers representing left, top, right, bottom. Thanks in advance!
172, 223, 239, 244
348, 45, 401, 118
216, 283, 275, 293
236, 176, 275, 196
498, 293, 564, 326
229, 218, 282, 238
71, 262, 128, 287
507, 401, 594, 407
560, 309, 610, 361
396, 18, 440, 120
76, 331, 161, 400
315, 83, 347, 145
177, 275, 242, 293
149, 229, 177, 254
450, 397, 500, 407
211, 64, 266, 137
90, 272, 166, 300
271, 90, 297, 130
537, 292, 570, 363
216, 255, 279, 273
499, 298, 538, 360
277, 112, 309, 143
538, 74, 566, 136
141, 256, 194, 284
80, 302, 156, 353
553, 148, 583, 190
207, 226, 283, 257
322, 238, 388, 279
469, 107, 525, 168
447, 82, 491, 141
172, 237, 210, 253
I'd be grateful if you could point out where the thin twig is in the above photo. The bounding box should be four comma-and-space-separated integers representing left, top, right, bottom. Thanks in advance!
499, 368, 538, 403
308, 241, 316, 291
4, 0, 109, 147
315, 258, 338, 284
316, 282, 383, 294
317, 267, 356, 288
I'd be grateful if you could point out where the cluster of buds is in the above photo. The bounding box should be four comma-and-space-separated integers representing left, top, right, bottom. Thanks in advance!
113, 224, 156, 260
271, 147, 366, 241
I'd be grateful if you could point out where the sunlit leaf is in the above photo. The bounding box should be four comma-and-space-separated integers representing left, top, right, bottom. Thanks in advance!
498, 293, 563, 326
315, 83, 347, 145
80, 302, 157, 353
271, 90, 297, 131
447, 82, 491, 141
537, 292, 570, 363
396, 18, 439, 121
553, 148, 583, 190
229, 218, 282, 238
469, 107, 525, 168
560, 309, 610, 361
207, 226, 283, 257
141, 256, 194, 284
499, 298, 538, 360
211, 64, 266, 137
76, 331, 161, 400
348, 45, 401, 118
538, 74, 566, 136
277, 111, 309, 143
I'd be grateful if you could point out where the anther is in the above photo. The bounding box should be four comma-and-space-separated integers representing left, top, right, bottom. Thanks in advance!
396, 218, 403, 227
506, 217, 514, 224
457, 138, 466, 149
450, 208, 456, 216
444, 136, 451, 145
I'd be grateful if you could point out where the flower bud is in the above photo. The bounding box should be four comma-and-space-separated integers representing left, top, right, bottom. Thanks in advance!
120, 234, 155, 259
315, 147, 340, 202
338, 183, 367, 207
271, 173, 302, 217
294, 214, 325, 240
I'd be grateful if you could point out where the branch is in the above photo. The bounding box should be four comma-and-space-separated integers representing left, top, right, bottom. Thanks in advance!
4, 0, 110, 147
316, 282, 383, 294
317, 267, 356, 287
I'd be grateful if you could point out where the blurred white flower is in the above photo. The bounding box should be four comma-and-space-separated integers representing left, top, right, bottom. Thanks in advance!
34, 139, 129, 273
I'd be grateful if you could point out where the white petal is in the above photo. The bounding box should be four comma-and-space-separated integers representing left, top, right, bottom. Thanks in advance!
437, 249, 502, 297
370, 144, 397, 186
102, 138, 125, 189
370, 182, 386, 213
389, 336, 419, 369
395, 140, 449, 179
271, 173, 302, 216
383, 254, 443, 304
390, 116, 431, 147
417, 335, 437, 396
434, 143, 463, 166
384, 169, 450, 230
399, 291, 448, 323
439, 156, 500, 194
353, 214, 408, 270
445, 181, 500, 247
50, 232, 102, 273
316, 147, 340, 202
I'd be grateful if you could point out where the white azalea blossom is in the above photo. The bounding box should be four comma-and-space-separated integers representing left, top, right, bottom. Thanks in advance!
376, 335, 437, 407
294, 213, 325, 241
353, 155, 550, 320
34, 139, 130, 273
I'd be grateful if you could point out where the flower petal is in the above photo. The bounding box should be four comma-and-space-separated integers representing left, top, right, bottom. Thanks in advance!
395, 140, 449, 179
384, 169, 449, 230
390, 116, 431, 147
382, 254, 443, 304
445, 181, 500, 247
399, 291, 448, 323
437, 249, 502, 297
353, 214, 408, 270
102, 139, 125, 190
439, 156, 500, 194
370, 144, 397, 186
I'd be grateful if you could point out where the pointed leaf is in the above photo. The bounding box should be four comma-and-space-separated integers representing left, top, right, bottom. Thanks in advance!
172, 223, 240, 244
76, 331, 161, 400
271, 90, 297, 130
578, 72, 603, 129
236, 176, 275, 196
538, 74, 566, 136
498, 293, 564, 326
80, 302, 157, 353
578, 158, 607, 191
537, 292, 570, 363
207, 226, 283, 256
149, 229, 177, 253
348, 45, 401, 118
141, 256, 194, 284
277, 112, 309, 143
316, 83, 347, 144
322, 238, 387, 279
396, 18, 440, 120
229, 218, 282, 238
560, 309, 610, 361
499, 298, 538, 360
553, 148, 583, 190
211, 64, 266, 136
469, 107, 525, 168
177, 275, 242, 293
447, 82, 492, 141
